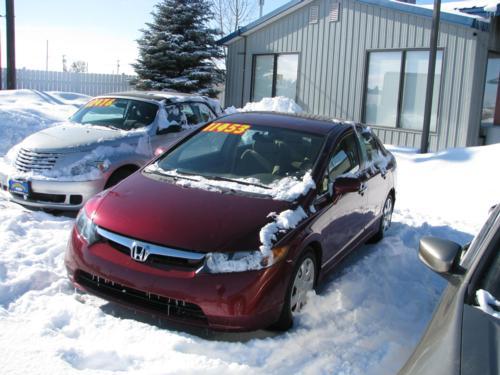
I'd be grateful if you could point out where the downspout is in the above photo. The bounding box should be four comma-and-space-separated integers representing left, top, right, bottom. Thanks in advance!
241, 35, 247, 108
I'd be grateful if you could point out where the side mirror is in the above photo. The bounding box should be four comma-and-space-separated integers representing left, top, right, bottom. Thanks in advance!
333, 177, 360, 195
157, 124, 181, 135
418, 236, 462, 274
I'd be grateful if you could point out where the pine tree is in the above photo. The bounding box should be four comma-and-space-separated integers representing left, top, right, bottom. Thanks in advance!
133, 0, 224, 97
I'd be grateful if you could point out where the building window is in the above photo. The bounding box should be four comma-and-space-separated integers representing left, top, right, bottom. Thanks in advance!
251, 53, 299, 102
253, 55, 274, 102
364, 49, 443, 132
365, 51, 402, 128
482, 52, 500, 125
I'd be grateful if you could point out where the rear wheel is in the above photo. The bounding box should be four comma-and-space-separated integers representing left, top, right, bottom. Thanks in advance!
270, 250, 317, 331
370, 194, 394, 243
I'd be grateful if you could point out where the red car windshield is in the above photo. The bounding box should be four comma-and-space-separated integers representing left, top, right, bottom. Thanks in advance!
155, 122, 325, 186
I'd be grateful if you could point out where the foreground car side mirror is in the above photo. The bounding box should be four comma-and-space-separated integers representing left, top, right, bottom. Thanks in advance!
418, 236, 462, 274
333, 177, 361, 195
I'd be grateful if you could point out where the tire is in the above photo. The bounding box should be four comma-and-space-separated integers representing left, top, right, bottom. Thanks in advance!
269, 249, 317, 331
104, 166, 138, 189
370, 193, 394, 243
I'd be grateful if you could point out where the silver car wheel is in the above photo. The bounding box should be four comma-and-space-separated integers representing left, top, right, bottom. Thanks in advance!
290, 257, 315, 313
382, 196, 393, 232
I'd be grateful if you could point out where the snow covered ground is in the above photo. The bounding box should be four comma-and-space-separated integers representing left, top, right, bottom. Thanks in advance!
0, 89, 89, 155
0, 91, 498, 374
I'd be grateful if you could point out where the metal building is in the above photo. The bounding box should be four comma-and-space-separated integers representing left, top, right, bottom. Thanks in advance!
220, 0, 500, 151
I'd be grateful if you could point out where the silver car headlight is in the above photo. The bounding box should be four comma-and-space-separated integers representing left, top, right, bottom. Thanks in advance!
75, 209, 98, 245
204, 246, 289, 273
71, 160, 110, 176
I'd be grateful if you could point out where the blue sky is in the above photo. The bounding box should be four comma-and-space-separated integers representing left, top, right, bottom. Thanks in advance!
0, 0, 451, 74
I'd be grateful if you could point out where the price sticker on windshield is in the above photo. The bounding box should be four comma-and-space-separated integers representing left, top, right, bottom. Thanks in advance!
203, 122, 251, 135
85, 98, 116, 108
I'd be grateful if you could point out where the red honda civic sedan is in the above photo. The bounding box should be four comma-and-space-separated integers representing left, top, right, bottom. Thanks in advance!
65, 112, 396, 331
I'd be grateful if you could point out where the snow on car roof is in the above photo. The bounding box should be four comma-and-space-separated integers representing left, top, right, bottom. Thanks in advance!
102, 90, 211, 103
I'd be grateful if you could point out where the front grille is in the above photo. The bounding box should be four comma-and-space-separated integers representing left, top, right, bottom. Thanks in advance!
104, 237, 205, 271
11, 191, 66, 203
75, 270, 207, 322
15, 148, 60, 172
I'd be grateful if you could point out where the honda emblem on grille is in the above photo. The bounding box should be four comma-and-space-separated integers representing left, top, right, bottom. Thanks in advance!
130, 241, 150, 262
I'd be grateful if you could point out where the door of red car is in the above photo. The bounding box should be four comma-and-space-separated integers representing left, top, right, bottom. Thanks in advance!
356, 129, 390, 227
312, 132, 368, 266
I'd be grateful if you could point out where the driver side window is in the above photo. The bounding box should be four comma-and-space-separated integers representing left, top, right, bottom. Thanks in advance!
321, 133, 360, 193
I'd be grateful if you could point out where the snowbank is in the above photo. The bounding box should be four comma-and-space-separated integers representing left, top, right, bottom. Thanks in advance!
387, 143, 500, 231
0, 90, 89, 156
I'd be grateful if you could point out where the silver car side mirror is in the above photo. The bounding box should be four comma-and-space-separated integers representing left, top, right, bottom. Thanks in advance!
418, 236, 462, 274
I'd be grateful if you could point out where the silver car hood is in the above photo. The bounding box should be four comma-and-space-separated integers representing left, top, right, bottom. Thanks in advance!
20, 122, 138, 152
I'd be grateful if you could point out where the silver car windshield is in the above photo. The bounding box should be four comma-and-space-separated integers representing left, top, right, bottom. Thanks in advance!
71, 98, 159, 130
154, 122, 324, 186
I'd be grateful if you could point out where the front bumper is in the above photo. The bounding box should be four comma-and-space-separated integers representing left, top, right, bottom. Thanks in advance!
0, 171, 104, 210
65, 227, 291, 331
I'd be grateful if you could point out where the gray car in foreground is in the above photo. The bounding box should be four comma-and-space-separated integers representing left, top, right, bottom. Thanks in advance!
401, 204, 500, 374
0, 91, 222, 210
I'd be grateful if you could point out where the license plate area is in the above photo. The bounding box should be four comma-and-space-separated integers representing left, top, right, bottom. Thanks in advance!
8, 179, 30, 195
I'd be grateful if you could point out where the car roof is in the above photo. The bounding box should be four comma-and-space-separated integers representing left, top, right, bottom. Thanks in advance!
217, 111, 355, 136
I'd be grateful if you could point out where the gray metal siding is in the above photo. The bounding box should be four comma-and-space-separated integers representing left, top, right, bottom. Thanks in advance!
224, 39, 246, 108
225, 0, 488, 150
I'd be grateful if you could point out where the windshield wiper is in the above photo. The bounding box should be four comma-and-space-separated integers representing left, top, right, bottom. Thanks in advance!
146, 168, 199, 182
176, 170, 271, 189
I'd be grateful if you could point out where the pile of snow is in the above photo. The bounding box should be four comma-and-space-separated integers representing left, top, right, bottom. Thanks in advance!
387, 143, 500, 231
0, 90, 89, 156
259, 207, 308, 255
225, 96, 303, 114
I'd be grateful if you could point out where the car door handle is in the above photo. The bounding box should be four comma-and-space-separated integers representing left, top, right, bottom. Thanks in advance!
358, 183, 367, 195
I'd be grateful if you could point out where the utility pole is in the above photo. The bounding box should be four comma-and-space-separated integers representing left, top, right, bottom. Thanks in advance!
45, 40, 48, 71
62, 54, 67, 72
420, 0, 441, 153
259, 0, 264, 18
116, 59, 120, 74
6, 0, 16, 89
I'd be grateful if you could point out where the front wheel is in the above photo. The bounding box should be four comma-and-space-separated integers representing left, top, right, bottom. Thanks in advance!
270, 250, 317, 331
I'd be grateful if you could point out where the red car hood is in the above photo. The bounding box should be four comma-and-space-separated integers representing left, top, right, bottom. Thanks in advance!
92, 172, 292, 252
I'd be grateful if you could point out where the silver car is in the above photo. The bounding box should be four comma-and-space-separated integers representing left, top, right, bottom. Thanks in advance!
401, 204, 500, 374
0, 91, 222, 210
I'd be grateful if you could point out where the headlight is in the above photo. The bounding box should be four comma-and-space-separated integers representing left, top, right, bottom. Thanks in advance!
75, 209, 98, 245
71, 160, 109, 176
204, 246, 289, 273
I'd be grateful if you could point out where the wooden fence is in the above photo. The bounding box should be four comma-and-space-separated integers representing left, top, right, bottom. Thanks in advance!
1, 69, 135, 96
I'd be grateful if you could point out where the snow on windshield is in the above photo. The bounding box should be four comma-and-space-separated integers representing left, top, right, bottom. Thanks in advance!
144, 164, 316, 202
